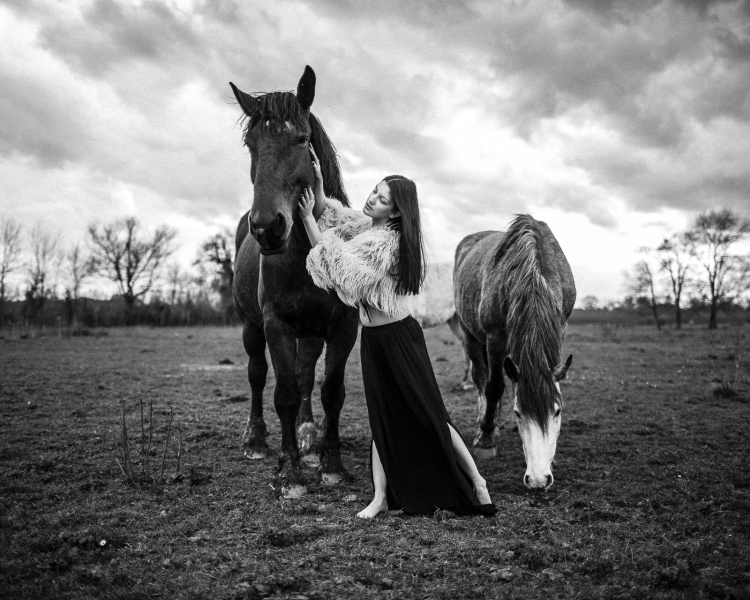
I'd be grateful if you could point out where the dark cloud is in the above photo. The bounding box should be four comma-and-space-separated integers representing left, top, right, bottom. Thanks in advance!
2, 0, 750, 246
0, 71, 94, 166
373, 128, 447, 173
0, 0, 47, 17
398, 0, 750, 152
38, 0, 203, 76
305, 0, 477, 23
196, 0, 243, 25
564, 0, 749, 20
672, 0, 750, 17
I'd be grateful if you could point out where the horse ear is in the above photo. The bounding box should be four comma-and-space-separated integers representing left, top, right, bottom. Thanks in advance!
297, 65, 316, 110
503, 356, 519, 383
553, 354, 573, 382
229, 82, 257, 117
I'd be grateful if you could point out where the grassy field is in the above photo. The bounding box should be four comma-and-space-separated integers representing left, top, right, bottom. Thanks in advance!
1, 322, 749, 599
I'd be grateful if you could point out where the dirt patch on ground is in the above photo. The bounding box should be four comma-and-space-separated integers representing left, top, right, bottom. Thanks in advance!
1, 323, 749, 599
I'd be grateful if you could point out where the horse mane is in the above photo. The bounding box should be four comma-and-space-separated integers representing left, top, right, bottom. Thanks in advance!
241, 91, 349, 206
499, 215, 565, 433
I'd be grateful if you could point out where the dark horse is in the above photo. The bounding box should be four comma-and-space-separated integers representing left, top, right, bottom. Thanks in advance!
229, 66, 359, 498
452, 215, 576, 489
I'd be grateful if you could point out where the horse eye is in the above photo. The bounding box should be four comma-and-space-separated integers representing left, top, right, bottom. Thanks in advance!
514, 410, 521, 419
298, 136, 308, 145
555, 408, 561, 418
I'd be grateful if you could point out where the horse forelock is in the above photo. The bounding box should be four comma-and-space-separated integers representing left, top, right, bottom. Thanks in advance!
241, 91, 307, 134
240, 91, 349, 207
502, 216, 565, 434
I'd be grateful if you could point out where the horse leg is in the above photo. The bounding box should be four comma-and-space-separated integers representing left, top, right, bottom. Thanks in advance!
461, 351, 473, 390
296, 337, 325, 468
318, 318, 358, 485
463, 332, 494, 459
264, 315, 307, 498
240, 320, 269, 460
474, 335, 507, 460
447, 312, 473, 390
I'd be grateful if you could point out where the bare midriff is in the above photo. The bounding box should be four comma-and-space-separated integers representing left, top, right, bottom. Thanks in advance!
359, 304, 410, 327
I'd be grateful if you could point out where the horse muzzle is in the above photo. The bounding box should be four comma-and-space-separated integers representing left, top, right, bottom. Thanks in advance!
524, 471, 554, 490
248, 213, 291, 254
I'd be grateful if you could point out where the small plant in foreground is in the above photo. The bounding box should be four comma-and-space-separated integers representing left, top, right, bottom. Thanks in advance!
111, 399, 182, 486
711, 356, 741, 400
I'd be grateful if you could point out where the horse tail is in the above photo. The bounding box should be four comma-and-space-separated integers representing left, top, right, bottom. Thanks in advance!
235, 210, 251, 255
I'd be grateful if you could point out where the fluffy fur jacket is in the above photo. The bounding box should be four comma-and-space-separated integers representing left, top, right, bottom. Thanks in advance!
306, 199, 408, 316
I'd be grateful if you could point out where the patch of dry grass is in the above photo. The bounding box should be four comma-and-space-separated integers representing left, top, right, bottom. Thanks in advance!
1, 324, 749, 598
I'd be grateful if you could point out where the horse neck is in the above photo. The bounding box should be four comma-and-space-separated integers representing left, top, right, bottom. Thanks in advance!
278, 219, 311, 265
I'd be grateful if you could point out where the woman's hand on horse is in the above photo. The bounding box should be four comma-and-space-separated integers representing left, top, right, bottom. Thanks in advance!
298, 186, 315, 221
309, 146, 327, 218
310, 146, 323, 182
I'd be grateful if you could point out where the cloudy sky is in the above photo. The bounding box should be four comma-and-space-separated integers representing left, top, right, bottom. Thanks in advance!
1, 0, 749, 303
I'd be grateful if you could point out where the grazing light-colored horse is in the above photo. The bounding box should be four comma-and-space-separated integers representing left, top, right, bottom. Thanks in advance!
452, 215, 576, 489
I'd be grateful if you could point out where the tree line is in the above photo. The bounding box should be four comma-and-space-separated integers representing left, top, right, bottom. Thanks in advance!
0, 216, 236, 329
3, 208, 748, 331
619, 208, 750, 330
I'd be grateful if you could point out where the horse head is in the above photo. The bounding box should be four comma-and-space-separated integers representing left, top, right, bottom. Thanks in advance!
230, 66, 318, 254
504, 354, 572, 490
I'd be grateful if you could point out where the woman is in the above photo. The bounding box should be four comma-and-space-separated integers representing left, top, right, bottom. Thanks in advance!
299, 148, 495, 519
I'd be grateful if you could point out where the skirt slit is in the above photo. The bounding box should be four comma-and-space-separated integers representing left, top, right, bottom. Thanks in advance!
360, 316, 496, 516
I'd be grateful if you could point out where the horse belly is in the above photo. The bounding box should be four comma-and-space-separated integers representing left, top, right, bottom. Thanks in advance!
273, 289, 348, 338
454, 283, 485, 343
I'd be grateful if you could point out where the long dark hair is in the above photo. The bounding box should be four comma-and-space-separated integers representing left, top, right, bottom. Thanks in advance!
383, 175, 425, 295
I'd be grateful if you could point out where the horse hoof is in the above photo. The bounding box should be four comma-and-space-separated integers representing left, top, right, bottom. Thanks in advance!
321, 472, 343, 486
281, 484, 307, 499
301, 453, 321, 468
472, 446, 497, 460
244, 449, 267, 460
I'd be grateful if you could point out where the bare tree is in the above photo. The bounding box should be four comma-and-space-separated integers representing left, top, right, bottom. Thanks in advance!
88, 217, 177, 321
158, 262, 193, 325
690, 208, 750, 329
657, 233, 695, 329
24, 224, 62, 324
166, 262, 191, 306
581, 295, 599, 310
65, 244, 93, 326
1, 217, 23, 327
195, 230, 234, 324
627, 248, 662, 330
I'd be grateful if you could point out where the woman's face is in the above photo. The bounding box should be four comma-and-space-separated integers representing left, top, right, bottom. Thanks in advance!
363, 180, 399, 223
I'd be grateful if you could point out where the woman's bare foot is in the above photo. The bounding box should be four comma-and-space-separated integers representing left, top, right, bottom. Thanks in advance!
357, 496, 388, 519
474, 481, 492, 505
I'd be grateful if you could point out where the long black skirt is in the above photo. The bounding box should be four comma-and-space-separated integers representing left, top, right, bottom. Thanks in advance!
360, 315, 496, 517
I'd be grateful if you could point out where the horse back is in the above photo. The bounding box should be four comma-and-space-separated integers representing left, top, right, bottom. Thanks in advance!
453, 230, 507, 342
454, 231, 497, 270
453, 216, 576, 341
